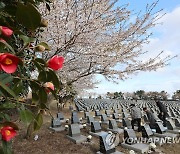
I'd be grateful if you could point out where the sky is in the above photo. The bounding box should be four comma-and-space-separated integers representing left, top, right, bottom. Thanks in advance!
87, 0, 180, 97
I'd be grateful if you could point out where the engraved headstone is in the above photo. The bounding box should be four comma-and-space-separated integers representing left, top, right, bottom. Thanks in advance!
91, 121, 102, 133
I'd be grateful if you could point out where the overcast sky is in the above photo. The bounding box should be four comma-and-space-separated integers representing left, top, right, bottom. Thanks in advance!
88, 0, 180, 97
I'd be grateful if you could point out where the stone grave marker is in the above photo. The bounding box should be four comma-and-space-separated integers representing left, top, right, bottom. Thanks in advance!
122, 118, 132, 129
87, 116, 95, 124
57, 112, 64, 120
66, 123, 87, 144
91, 121, 102, 133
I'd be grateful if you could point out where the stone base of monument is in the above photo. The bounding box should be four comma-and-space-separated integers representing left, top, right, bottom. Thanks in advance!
49, 126, 65, 132
107, 128, 124, 134
154, 132, 177, 138
96, 151, 124, 154
66, 135, 87, 144
167, 129, 180, 134
121, 142, 149, 153
116, 119, 122, 123
60, 120, 65, 123
89, 131, 107, 137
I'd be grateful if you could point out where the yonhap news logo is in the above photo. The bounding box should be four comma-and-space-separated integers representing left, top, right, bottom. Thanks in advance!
123, 137, 180, 144
105, 131, 120, 148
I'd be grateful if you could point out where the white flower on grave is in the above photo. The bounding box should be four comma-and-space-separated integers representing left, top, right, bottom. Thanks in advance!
149, 143, 156, 149
124, 127, 128, 130
87, 135, 92, 140
79, 117, 83, 121
66, 119, 69, 123
83, 124, 87, 128
118, 114, 121, 116
109, 115, 112, 118
129, 150, 135, 154
34, 135, 39, 141
99, 121, 102, 123
65, 125, 69, 129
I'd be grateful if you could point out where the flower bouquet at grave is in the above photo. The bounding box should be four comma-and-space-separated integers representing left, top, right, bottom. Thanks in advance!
0, 0, 64, 153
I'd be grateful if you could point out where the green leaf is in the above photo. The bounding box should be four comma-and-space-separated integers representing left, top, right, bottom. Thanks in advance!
0, 81, 17, 98
39, 88, 47, 104
19, 109, 34, 126
16, 3, 41, 30
0, 40, 15, 54
38, 71, 47, 82
33, 113, 43, 132
19, 35, 35, 46
32, 92, 39, 105
47, 69, 60, 90
37, 42, 51, 50
33, 60, 44, 71
0, 101, 15, 109
12, 80, 23, 95
35, 58, 46, 65
0, 73, 13, 84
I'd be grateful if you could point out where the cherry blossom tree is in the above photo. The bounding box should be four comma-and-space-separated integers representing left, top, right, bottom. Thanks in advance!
40, 0, 174, 96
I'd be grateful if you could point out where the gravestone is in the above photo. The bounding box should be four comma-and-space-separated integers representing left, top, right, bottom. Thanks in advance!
71, 112, 80, 124
69, 124, 81, 137
49, 118, 65, 132
155, 122, 167, 134
109, 119, 118, 130
175, 118, 180, 127
122, 118, 132, 129
124, 129, 137, 145
66, 124, 87, 144
84, 112, 90, 118
91, 121, 102, 133
112, 113, 119, 120
121, 129, 150, 153
166, 119, 175, 130
101, 114, 108, 122
57, 112, 64, 120
87, 116, 95, 124
95, 110, 102, 116
51, 118, 61, 128
141, 124, 153, 138
105, 110, 111, 116
97, 132, 123, 154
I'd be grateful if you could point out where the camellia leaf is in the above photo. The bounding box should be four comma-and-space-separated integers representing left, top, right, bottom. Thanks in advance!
0, 101, 15, 109
38, 71, 47, 82
33, 113, 43, 132
0, 40, 15, 54
47, 69, 60, 90
12, 80, 23, 95
39, 88, 47, 104
19, 35, 35, 46
16, 3, 41, 30
37, 42, 51, 51
19, 109, 34, 127
0, 73, 13, 84
0, 81, 17, 98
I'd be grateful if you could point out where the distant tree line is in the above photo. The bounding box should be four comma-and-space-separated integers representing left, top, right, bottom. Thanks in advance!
102, 90, 180, 100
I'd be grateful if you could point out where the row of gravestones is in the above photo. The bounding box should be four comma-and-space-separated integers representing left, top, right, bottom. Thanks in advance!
49, 108, 180, 154
74, 99, 180, 120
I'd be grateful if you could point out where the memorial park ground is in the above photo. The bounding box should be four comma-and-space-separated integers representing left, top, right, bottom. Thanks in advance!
11, 100, 180, 154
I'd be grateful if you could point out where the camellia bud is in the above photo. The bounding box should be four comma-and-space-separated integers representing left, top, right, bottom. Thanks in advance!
40, 19, 48, 27
35, 45, 45, 52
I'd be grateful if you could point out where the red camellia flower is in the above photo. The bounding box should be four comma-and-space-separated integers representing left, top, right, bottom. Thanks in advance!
0, 126, 17, 141
44, 82, 55, 93
0, 53, 20, 74
0, 26, 13, 37
47, 55, 64, 71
